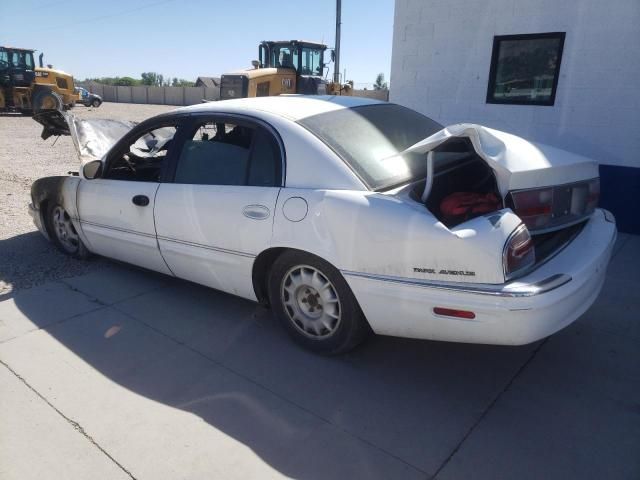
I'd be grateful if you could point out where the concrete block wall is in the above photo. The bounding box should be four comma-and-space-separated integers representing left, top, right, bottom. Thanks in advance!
80, 83, 220, 106
390, 0, 640, 232
352, 89, 389, 101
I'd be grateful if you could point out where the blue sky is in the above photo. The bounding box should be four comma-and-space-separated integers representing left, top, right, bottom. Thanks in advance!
1, 0, 394, 88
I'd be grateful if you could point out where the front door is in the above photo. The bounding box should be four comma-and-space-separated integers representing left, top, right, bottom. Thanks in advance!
77, 120, 180, 275
154, 115, 284, 299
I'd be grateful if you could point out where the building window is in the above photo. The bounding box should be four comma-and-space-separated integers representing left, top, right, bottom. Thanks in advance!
486, 32, 565, 106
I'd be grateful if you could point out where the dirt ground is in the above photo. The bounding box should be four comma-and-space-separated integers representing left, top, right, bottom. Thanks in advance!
0, 103, 173, 297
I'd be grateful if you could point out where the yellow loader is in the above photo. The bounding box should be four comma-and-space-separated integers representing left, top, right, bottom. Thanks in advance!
0, 46, 76, 113
220, 40, 352, 100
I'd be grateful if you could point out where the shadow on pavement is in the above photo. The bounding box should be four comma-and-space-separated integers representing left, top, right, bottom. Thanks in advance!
0, 231, 108, 301
2, 236, 638, 479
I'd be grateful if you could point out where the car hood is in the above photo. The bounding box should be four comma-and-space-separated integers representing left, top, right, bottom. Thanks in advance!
399, 123, 599, 196
33, 110, 136, 164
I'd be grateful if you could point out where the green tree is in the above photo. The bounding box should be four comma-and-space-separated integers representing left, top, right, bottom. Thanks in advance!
373, 73, 388, 90
141, 72, 164, 86
171, 77, 195, 87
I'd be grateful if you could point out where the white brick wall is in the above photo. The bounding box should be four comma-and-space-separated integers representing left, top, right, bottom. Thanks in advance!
390, 0, 640, 168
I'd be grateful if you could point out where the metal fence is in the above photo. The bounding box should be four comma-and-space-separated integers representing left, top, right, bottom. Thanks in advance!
78, 82, 388, 106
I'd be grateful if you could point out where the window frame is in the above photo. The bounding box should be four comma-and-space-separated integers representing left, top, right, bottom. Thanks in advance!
165, 113, 286, 188
102, 113, 187, 182
486, 32, 566, 107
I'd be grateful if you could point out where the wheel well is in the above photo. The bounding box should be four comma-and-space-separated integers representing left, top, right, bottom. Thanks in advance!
39, 198, 53, 239
252, 247, 288, 305
252, 247, 342, 306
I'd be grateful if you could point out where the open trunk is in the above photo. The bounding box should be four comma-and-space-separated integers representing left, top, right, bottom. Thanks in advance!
403, 124, 600, 267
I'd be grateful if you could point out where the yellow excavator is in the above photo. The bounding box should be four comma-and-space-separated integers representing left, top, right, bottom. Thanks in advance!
220, 40, 352, 100
0, 46, 76, 113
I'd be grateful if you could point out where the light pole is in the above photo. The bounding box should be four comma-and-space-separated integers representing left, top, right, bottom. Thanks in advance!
334, 0, 341, 84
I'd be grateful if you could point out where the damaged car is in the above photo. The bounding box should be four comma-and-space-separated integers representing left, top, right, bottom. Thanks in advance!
30, 96, 616, 354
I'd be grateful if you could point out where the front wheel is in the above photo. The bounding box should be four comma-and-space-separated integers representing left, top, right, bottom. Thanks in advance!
46, 204, 90, 259
268, 251, 370, 354
91, 98, 101, 108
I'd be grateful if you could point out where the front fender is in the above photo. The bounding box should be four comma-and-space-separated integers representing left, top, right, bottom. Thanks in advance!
30, 176, 85, 243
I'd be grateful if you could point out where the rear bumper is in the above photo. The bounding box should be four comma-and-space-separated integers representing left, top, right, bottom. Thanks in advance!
344, 209, 616, 345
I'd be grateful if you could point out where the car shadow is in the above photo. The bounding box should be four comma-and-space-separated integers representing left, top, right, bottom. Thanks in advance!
0, 231, 108, 301
2, 244, 539, 478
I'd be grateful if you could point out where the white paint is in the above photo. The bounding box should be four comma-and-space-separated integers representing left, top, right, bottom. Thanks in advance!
390, 0, 640, 168
401, 123, 599, 196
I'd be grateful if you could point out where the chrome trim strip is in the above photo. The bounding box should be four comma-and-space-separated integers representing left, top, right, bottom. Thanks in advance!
80, 220, 255, 258
341, 270, 572, 298
156, 235, 255, 258
80, 220, 156, 239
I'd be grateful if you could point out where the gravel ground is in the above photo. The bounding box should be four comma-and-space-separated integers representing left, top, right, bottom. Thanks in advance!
0, 102, 174, 298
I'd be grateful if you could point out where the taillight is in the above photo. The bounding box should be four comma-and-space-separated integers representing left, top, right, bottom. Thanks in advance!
585, 178, 600, 212
503, 224, 535, 280
511, 178, 600, 232
511, 187, 553, 230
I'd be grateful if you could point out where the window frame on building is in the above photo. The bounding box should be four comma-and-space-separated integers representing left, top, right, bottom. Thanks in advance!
486, 32, 566, 107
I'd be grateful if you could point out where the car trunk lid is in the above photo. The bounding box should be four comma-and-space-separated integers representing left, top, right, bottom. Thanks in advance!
399, 123, 599, 197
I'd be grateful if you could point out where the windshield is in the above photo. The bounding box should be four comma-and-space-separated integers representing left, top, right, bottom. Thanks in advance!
270, 45, 297, 69
298, 104, 443, 190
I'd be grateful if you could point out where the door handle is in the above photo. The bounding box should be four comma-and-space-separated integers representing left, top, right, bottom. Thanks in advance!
242, 204, 270, 220
132, 195, 150, 206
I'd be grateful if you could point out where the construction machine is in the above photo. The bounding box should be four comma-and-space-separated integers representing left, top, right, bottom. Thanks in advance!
0, 46, 76, 113
219, 40, 352, 100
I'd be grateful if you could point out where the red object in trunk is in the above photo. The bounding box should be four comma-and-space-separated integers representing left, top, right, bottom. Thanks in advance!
440, 192, 502, 225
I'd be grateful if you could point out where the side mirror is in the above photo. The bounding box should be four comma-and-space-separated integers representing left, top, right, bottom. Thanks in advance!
82, 160, 102, 179
330, 50, 336, 62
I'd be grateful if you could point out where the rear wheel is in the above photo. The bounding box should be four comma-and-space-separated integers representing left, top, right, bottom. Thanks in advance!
91, 98, 101, 108
268, 250, 370, 354
33, 89, 62, 112
46, 203, 90, 259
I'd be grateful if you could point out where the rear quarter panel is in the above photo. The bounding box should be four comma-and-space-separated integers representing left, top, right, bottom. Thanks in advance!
271, 189, 521, 285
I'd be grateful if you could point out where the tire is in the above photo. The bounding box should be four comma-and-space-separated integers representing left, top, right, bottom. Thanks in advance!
32, 89, 63, 112
45, 203, 91, 259
91, 98, 101, 108
268, 250, 370, 354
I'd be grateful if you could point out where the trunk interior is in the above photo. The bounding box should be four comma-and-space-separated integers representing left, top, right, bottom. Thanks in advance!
411, 137, 501, 227
411, 137, 588, 268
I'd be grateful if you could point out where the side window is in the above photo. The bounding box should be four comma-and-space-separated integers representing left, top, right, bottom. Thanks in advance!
174, 119, 281, 187
0, 50, 8, 69
104, 125, 177, 182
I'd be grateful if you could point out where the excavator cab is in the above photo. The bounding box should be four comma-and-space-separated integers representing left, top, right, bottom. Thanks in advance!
0, 47, 36, 95
259, 41, 326, 76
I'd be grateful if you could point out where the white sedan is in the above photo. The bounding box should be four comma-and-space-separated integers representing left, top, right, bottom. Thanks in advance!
30, 96, 616, 353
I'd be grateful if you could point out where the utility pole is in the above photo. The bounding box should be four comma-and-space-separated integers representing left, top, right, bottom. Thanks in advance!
334, 0, 341, 84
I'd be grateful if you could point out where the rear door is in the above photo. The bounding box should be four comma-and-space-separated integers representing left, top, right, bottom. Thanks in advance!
154, 114, 284, 299
77, 116, 184, 274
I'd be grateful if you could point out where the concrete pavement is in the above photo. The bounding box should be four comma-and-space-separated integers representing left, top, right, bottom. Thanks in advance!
1, 234, 638, 479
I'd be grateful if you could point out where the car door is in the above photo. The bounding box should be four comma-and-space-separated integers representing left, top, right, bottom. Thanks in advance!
77, 117, 184, 275
154, 114, 284, 300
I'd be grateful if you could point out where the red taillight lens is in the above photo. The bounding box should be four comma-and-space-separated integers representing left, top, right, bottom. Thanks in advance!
433, 307, 476, 319
511, 188, 553, 230
503, 224, 535, 280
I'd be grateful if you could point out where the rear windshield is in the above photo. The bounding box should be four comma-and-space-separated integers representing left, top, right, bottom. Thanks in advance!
298, 104, 442, 190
